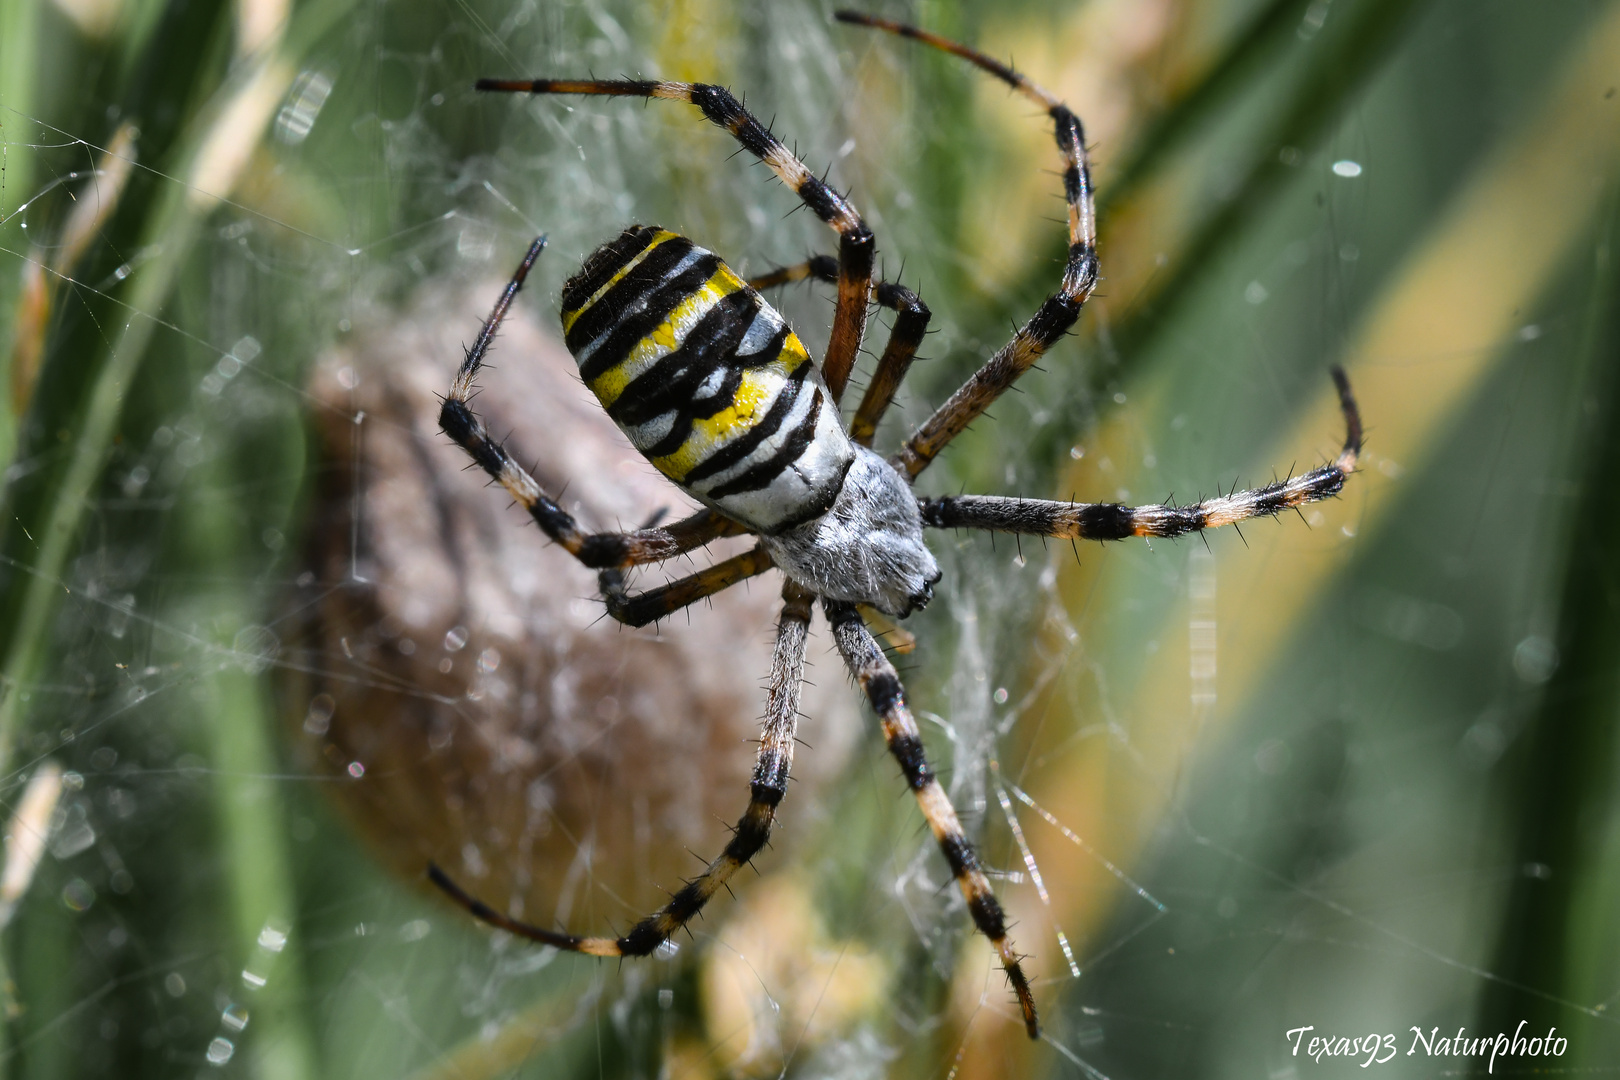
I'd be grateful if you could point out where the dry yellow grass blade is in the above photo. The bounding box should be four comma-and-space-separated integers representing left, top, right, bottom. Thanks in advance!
406, 989, 596, 1080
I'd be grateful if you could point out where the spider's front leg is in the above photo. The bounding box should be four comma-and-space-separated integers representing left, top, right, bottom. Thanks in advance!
824, 600, 1041, 1039
920, 368, 1362, 542
441, 236, 746, 572
429, 582, 814, 955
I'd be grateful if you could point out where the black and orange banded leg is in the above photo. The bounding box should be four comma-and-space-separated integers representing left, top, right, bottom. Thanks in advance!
475, 79, 874, 405
851, 282, 931, 447
920, 368, 1362, 542
441, 237, 746, 571
824, 600, 1039, 1039
600, 545, 775, 628
745, 254, 839, 292
835, 12, 1100, 481
429, 582, 814, 956
749, 257, 931, 447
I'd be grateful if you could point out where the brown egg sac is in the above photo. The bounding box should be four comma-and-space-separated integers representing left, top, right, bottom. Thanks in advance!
288, 278, 859, 935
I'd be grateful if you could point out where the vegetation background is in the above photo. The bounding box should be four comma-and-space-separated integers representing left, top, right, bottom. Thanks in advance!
0, 0, 1617, 1076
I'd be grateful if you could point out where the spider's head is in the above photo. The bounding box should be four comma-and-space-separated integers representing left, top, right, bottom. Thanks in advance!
760, 446, 940, 619
900, 565, 943, 617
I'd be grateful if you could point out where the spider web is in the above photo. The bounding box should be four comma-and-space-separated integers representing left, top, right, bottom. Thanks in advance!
0, 0, 1618, 1078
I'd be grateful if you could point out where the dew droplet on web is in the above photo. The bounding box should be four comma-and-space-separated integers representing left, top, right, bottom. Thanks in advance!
220, 1002, 249, 1032
303, 693, 335, 735
205, 1037, 234, 1065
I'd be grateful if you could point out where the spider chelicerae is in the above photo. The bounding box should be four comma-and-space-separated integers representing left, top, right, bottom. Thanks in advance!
427, 11, 1362, 1039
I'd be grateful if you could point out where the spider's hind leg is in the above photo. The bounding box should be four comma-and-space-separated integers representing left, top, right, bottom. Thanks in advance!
750, 257, 931, 447
441, 237, 747, 572
599, 545, 775, 628
835, 12, 1099, 482
746, 255, 839, 291
429, 583, 814, 957
475, 79, 875, 404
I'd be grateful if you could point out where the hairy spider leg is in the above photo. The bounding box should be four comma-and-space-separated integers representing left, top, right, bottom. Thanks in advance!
852, 282, 931, 446
601, 544, 775, 628
475, 80, 875, 405
750, 257, 931, 448
439, 237, 746, 569
921, 368, 1363, 539
744, 255, 841, 292
429, 583, 814, 955
833, 12, 1100, 481
824, 600, 1040, 1038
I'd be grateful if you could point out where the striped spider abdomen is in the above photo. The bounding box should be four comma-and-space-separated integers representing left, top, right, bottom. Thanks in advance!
560, 225, 855, 534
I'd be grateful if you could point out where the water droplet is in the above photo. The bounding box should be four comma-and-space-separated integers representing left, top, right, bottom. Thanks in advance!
221, 1002, 249, 1032
232, 625, 280, 675
303, 693, 335, 735
1512, 636, 1558, 684
61, 878, 96, 911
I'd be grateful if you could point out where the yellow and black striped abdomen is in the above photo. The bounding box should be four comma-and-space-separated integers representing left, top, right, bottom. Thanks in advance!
561, 226, 854, 533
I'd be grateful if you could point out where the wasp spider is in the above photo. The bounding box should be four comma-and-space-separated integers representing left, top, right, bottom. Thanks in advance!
429, 11, 1363, 1039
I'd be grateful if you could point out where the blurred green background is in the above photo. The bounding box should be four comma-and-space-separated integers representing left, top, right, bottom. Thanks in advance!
1, 0, 1618, 1076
